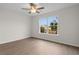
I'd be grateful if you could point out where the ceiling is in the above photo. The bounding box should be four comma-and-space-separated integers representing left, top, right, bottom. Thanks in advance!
0, 3, 78, 16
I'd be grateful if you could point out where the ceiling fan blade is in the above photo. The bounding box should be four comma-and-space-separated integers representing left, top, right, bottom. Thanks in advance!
30, 3, 36, 6
22, 8, 30, 10
37, 7, 44, 10
36, 11, 40, 13
28, 11, 31, 14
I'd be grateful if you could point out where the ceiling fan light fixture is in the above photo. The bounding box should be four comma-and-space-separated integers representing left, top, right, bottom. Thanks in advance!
22, 3, 44, 14
31, 9, 36, 13
30, 6, 36, 13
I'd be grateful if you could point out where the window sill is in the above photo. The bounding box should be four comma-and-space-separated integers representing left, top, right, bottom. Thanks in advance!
39, 32, 59, 36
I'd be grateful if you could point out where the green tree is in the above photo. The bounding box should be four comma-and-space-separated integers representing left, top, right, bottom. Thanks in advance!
50, 22, 58, 34
50, 22, 54, 31
40, 26, 45, 33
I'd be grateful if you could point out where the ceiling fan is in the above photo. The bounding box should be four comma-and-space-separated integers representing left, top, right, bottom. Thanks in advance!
22, 3, 44, 14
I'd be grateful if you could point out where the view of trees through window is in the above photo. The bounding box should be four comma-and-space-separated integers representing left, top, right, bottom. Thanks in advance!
39, 16, 58, 34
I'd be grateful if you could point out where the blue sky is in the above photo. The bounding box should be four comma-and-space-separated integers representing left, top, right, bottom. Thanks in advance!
39, 16, 58, 26
39, 18, 47, 25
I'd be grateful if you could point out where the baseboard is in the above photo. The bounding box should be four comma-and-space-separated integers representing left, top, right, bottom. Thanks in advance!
31, 37, 79, 48
0, 36, 79, 48
0, 36, 31, 45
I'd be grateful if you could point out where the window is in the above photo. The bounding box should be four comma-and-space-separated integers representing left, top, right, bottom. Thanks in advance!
39, 16, 58, 34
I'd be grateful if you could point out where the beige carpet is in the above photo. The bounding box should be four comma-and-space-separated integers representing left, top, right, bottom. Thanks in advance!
0, 37, 79, 55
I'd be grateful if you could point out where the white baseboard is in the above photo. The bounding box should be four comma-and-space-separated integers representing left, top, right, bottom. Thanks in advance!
0, 36, 30, 44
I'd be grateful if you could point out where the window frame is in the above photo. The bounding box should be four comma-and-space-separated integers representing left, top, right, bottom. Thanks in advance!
39, 16, 59, 35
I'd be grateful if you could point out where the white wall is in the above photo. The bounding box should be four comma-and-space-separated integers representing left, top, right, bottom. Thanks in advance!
0, 8, 31, 44
32, 5, 79, 47
0, 4, 79, 47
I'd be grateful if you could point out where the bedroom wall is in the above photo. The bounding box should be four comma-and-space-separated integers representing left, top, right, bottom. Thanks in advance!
31, 4, 79, 47
0, 8, 31, 44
